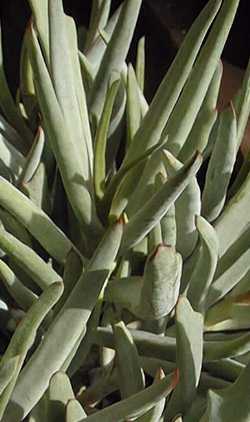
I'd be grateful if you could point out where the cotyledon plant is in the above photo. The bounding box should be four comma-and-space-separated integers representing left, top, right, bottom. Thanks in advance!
0, 0, 250, 420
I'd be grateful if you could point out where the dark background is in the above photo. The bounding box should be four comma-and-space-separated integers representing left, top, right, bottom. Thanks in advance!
0, 0, 249, 99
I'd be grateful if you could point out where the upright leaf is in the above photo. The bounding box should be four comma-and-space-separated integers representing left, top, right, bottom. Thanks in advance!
120, 152, 202, 254
0, 282, 63, 421
187, 216, 219, 313
165, 0, 240, 155
7, 220, 123, 419
123, 0, 222, 165
113, 320, 145, 398
47, 372, 75, 421
0, 227, 62, 290
165, 297, 203, 420
90, 0, 142, 119
162, 150, 201, 259
202, 103, 237, 222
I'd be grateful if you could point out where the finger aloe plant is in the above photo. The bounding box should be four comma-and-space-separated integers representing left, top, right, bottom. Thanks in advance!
0, 0, 250, 421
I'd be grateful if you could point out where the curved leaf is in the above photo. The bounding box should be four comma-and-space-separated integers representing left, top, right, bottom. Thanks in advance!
90, 0, 142, 119
8, 219, 123, 419
0, 282, 63, 421
162, 150, 201, 259
120, 152, 202, 254
113, 320, 145, 398
202, 103, 237, 222
0, 227, 62, 290
187, 216, 219, 313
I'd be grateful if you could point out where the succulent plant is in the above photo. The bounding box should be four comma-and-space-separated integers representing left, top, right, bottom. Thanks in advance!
0, 0, 250, 420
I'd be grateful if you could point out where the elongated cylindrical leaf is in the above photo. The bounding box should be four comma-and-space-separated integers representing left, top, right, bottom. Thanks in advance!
0, 177, 73, 263
122, 0, 222, 166
214, 168, 250, 257
0, 130, 25, 181
1, 282, 63, 421
0, 356, 19, 396
162, 150, 201, 259
0, 25, 33, 152
120, 152, 202, 253
85, 0, 111, 52
94, 327, 177, 362
90, 0, 142, 119
179, 62, 222, 162
8, 220, 123, 418
113, 320, 145, 398
187, 216, 219, 313
206, 227, 250, 307
165, 0, 239, 155
135, 369, 166, 422
94, 77, 120, 200
0, 227, 62, 290
0, 260, 37, 311
48, 372, 75, 421
18, 126, 45, 185
49, 0, 91, 181
200, 362, 250, 422
66, 399, 87, 422
140, 245, 182, 320
126, 64, 143, 146
202, 103, 237, 221
82, 371, 177, 422
165, 297, 203, 420
27, 24, 102, 245
136, 36, 145, 92
86, 5, 122, 71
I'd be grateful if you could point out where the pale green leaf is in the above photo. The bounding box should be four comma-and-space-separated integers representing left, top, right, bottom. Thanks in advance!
66, 399, 87, 422
187, 216, 219, 313
165, 297, 203, 419
202, 103, 237, 221
0, 227, 62, 290
165, 0, 239, 155
0, 259, 37, 311
0, 177, 73, 263
7, 220, 123, 419
113, 320, 145, 398
48, 372, 75, 421
90, 0, 142, 119
120, 152, 202, 253
178, 62, 222, 162
162, 150, 201, 259
0, 282, 63, 421
123, 0, 222, 165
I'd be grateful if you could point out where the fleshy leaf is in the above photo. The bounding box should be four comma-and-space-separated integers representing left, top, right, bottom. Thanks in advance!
90, 0, 142, 120
47, 372, 75, 421
200, 362, 250, 422
123, 0, 222, 165
179, 62, 221, 162
202, 103, 237, 222
0, 282, 63, 420
165, 0, 239, 155
187, 216, 219, 313
113, 320, 145, 398
120, 152, 202, 254
165, 297, 203, 419
66, 399, 87, 422
7, 219, 123, 419
162, 150, 201, 259
0, 259, 37, 311
82, 371, 177, 422
140, 245, 182, 320
0, 227, 62, 290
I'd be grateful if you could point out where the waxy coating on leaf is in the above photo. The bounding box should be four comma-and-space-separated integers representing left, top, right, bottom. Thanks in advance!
0, 0, 249, 420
